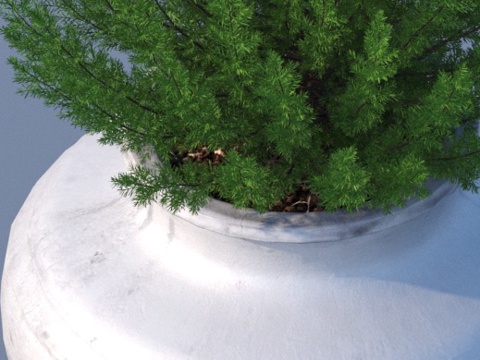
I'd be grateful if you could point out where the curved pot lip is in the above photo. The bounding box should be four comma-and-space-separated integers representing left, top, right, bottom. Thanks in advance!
173, 179, 457, 243
123, 149, 457, 243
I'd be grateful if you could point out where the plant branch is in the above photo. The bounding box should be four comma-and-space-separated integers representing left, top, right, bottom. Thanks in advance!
428, 149, 480, 162
187, 0, 212, 18
103, 0, 114, 12
153, 0, 205, 51
416, 25, 480, 62
401, 6, 445, 52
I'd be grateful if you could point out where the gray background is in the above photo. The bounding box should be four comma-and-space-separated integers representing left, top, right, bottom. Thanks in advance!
1, 19, 85, 359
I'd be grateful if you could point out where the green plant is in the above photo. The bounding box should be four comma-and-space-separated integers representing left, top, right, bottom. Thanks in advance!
2, 0, 480, 213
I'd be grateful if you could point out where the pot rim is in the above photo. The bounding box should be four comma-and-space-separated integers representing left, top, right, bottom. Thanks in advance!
174, 179, 456, 243
123, 149, 457, 243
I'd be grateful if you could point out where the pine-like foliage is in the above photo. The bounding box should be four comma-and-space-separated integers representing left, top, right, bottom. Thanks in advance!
2, 0, 480, 213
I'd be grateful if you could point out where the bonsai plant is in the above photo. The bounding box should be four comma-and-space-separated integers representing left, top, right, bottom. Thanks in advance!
2, 0, 480, 214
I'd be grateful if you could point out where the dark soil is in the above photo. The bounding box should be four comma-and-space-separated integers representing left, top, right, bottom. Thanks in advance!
270, 183, 325, 212
170, 147, 325, 212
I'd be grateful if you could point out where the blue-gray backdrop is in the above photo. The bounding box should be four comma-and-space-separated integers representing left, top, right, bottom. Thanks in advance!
1, 19, 85, 359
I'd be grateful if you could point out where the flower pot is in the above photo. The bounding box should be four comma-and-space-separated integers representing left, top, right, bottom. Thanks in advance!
3, 135, 480, 360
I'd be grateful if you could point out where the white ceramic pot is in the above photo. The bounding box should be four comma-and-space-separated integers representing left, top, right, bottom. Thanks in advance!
3, 135, 480, 360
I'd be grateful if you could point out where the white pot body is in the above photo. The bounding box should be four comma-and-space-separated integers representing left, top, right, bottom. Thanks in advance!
2, 135, 480, 360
